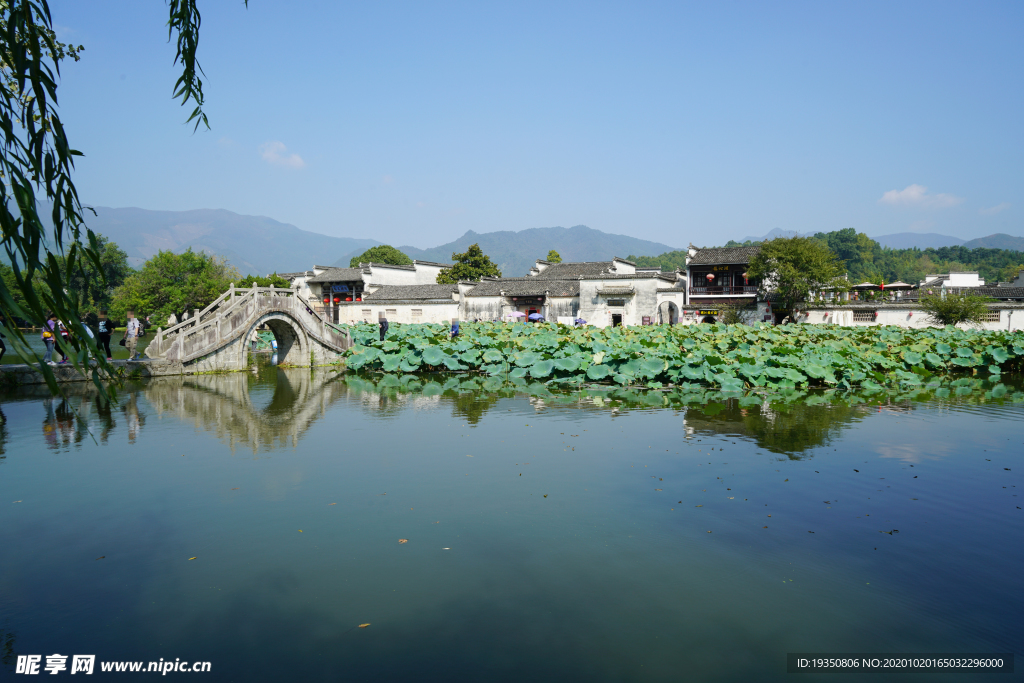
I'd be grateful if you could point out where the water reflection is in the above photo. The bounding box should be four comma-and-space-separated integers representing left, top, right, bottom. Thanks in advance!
2, 368, 1021, 458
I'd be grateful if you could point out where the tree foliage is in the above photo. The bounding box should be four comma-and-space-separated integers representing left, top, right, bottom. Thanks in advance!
110, 249, 238, 325
747, 237, 849, 307
546, 250, 562, 263
436, 243, 501, 283
627, 250, 688, 272
349, 245, 413, 268
237, 272, 291, 288
918, 292, 995, 327
640, 230, 1024, 287
0, 0, 228, 390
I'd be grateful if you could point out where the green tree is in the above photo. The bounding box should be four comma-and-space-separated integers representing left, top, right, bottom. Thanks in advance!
747, 236, 849, 309
998, 263, 1024, 283
918, 292, 995, 327
237, 273, 292, 288
349, 245, 413, 268
110, 249, 239, 325
60, 234, 132, 312
546, 250, 562, 263
628, 250, 688, 272
436, 243, 502, 283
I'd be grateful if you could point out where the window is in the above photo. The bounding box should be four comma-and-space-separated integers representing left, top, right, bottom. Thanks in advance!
853, 310, 876, 322
411, 309, 423, 319
982, 310, 1001, 322
361, 309, 371, 321
386, 309, 397, 317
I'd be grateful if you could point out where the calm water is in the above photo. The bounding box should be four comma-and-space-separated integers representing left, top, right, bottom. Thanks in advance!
1, 363, 1022, 682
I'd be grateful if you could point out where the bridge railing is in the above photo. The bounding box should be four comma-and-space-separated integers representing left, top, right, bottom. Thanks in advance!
147, 284, 347, 361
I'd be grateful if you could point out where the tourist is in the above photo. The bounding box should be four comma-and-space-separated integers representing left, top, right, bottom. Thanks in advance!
41, 313, 58, 365
450, 318, 460, 338
124, 310, 142, 361
378, 313, 389, 342
55, 320, 70, 364
97, 311, 114, 360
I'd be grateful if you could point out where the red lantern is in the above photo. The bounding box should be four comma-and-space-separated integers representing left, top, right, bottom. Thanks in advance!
333, 296, 341, 304
742, 271, 749, 285
356, 297, 362, 302
706, 273, 714, 282
345, 297, 352, 301
323, 297, 329, 304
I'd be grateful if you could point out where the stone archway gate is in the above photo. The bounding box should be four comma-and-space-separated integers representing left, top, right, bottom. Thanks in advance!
145, 284, 351, 371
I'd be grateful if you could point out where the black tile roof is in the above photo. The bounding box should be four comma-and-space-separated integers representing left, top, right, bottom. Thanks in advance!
465, 278, 580, 297
361, 284, 459, 301
688, 245, 761, 266
530, 261, 615, 278
412, 260, 453, 268
306, 267, 366, 283
977, 287, 1024, 299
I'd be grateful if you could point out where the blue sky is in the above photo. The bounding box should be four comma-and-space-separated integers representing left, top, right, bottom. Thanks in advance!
51, 1, 1022, 248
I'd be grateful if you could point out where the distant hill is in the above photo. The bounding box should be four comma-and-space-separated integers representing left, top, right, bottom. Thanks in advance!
81, 207, 380, 275
337, 226, 679, 278
962, 233, 1024, 250
873, 232, 966, 249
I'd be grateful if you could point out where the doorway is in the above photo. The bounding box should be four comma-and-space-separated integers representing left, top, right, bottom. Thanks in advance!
701, 315, 716, 324
611, 314, 622, 327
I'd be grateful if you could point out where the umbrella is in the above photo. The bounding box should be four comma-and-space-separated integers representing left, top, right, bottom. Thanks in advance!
505, 311, 526, 318
884, 281, 914, 289
528, 313, 545, 321
574, 318, 587, 326
852, 282, 879, 289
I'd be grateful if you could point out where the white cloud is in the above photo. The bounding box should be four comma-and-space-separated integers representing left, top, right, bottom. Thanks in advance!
259, 141, 305, 169
979, 202, 1010, 216
879, 184, 963, 209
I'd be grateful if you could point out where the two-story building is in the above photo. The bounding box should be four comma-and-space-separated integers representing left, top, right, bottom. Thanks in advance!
684, 245, 766, 322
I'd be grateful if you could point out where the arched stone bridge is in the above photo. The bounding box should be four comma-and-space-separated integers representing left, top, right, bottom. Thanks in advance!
146, 285, 351, 371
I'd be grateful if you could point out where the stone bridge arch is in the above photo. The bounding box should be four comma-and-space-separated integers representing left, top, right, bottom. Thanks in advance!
146, 285, 350, 372
247, 312, 310, 367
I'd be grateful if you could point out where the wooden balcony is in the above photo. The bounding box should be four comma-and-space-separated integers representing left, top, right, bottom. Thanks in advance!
689, 285, 758, 296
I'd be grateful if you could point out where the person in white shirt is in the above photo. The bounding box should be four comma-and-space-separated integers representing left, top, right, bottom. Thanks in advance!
124, 311, 142, 361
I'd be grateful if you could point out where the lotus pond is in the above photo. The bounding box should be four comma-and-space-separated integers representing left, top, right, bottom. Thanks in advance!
1, 358, 1021, 682
341, 322, 1024, 390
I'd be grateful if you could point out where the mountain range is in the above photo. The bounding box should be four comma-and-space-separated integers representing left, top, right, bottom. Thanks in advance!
78, 206, 679, 278
81, 207, 380, 274
50, 205, 1024, 277
383, 226, 678, 277
740, 228, 1024, 251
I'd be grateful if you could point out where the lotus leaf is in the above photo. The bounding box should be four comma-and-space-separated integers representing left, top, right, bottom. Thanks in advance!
515, 351, 542, 367
554, 356, 582, 372
482, 348, 504, 363
421, 347, 445, 366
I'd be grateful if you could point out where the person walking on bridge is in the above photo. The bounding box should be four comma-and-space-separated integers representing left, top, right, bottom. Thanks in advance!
124, 311, 142, 361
